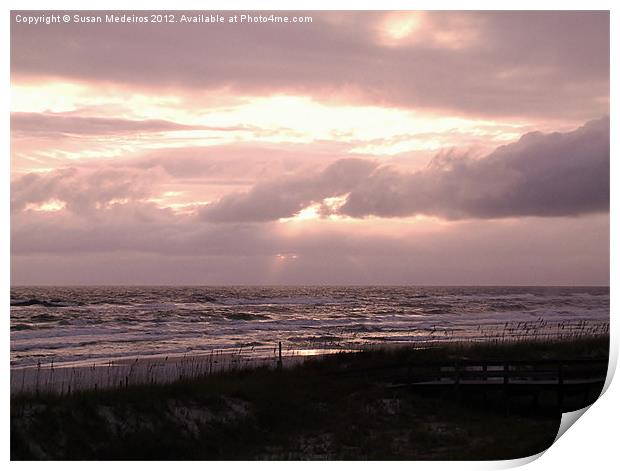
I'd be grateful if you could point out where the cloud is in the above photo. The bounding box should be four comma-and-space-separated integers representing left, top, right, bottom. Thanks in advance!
10, 112, 248, 136
200, 158, 378, 222
10, 117, 609, 285
10, 166, 166, 215
11, 118, 609, 223
201, 117, 609, 222
342, 117, 610, 219
11, 11, 609, 119
10, 141, 371, 217
131, 143, 352, 181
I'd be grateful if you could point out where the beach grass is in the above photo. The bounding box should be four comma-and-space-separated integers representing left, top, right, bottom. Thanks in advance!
11, 335, 609, 460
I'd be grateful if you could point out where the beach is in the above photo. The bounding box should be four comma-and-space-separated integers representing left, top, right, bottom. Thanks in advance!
11, 336, 609, 460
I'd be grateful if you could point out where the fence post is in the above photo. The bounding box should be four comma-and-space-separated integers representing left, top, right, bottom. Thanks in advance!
277, 342, 283, 369
454, 361, 461, 401
503, 362, 510, 415
558, 362, 564, 410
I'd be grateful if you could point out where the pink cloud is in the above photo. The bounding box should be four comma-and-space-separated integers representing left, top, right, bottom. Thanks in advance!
11, 11, 609, 120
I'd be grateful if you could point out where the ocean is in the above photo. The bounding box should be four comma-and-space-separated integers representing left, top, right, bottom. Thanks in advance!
10, 286, 609, 369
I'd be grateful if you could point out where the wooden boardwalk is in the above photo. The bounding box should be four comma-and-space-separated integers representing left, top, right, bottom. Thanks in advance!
330, 356, 607, 411
403, 358, 608, 409
405, 358, 607, 383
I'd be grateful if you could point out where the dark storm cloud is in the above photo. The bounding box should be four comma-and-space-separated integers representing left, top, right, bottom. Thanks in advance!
201, 117, 610, 222
10, 11, 609, 119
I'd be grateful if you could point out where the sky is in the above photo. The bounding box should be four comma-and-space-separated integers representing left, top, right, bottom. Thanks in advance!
10, 10, 610, 285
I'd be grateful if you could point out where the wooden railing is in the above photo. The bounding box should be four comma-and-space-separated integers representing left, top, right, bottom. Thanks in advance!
405, 358, 608, 386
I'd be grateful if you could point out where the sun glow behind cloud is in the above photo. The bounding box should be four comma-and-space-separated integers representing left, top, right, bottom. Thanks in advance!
380, 12, 425, 44
10, 80, 588, 223
24, 199, 67, 212
9, 11, 610, 286
11, 81, 539, 176
378, 11, 483, 50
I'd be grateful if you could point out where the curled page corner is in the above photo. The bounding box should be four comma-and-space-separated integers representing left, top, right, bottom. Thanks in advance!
554, 406, 591, 444
493, 450, 546, 469
494, 405, 595, 470
552, 347, 616, 448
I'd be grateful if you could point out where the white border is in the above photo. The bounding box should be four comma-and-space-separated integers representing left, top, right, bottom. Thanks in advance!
3, 1, 616, 469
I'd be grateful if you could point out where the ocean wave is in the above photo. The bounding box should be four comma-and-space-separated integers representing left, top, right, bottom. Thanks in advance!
286, 335, 342, 343
30, 313, 58, 322
224, 312, 272, 321
11, 298, 78, 308
9, 286, 610, 368
11, 323, 40, 331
